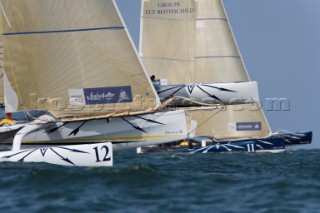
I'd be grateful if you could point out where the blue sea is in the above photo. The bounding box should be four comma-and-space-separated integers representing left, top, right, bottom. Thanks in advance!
0, 149, 319, 213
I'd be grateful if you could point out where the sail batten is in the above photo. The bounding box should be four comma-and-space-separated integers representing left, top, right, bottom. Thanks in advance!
142, 56, 193, 62
142, 17, 193, 22
1, 0, 159, 118
196, 18, 227, 21
3, 26, 125, 36
195, 56, 241, 58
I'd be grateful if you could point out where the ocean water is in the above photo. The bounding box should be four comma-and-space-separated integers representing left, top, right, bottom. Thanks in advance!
0, 149, 319, 213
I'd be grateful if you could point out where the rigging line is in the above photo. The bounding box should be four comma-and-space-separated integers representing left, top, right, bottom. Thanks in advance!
0, 2, 11, 28
187, 107, 225, 137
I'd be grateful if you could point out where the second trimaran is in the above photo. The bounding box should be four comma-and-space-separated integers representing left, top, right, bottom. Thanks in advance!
139, 0, 312, 152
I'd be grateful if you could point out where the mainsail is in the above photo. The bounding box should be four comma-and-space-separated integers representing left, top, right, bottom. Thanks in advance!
140, 0, 196, 84
0, 0, 160, 119
140, 0, 271, 139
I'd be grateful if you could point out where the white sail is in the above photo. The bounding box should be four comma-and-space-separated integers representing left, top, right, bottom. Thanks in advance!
194, 0, 249, 82
0, 0, 160, 119
140, 0, 272, 138
186, 105, 270, 140
3, 71, 18, 112
140, 0, 196, 84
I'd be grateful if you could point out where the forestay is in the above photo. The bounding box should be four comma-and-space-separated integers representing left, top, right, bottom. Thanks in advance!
0, 0, 159, 119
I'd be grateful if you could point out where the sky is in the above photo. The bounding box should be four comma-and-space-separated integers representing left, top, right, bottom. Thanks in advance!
116, 0, 320, 148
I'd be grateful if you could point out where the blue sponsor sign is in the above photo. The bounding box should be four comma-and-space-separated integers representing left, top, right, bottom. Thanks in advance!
83, 86, 132, 105
236, 122, 262, 131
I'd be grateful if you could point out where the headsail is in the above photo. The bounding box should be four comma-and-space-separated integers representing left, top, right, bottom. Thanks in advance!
187, 104, 270, 140
192, 0, 271, 138
194, 0, 249, 82
0, 0, 159, 119
140, 0, 272, 138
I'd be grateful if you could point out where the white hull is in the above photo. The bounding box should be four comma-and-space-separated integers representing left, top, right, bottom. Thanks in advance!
0, 110, 187, 167
0, 142, 113, 167
19, 110, 188, 151
155, 81, 259, 105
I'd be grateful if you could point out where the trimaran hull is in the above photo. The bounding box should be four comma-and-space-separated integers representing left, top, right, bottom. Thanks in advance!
0, 110, 188, 151
155, 81, 259, 105
0, 109, 188, 166
141, 131, 312, 154
177, 131, 312, 154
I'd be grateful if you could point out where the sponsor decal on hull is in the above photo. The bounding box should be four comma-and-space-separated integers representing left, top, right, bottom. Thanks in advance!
228, 122, 262, 132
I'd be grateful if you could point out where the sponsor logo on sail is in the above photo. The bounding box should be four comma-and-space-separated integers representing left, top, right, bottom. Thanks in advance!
79, 86, 133, 105
86, 92, 115, 101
